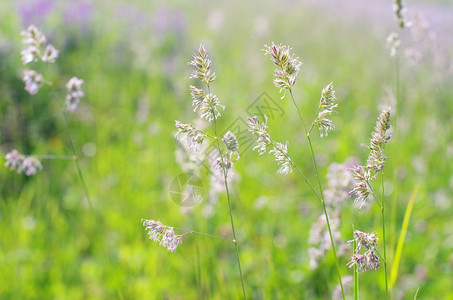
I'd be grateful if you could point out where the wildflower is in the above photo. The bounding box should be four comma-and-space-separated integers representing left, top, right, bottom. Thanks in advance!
23, 70, 44, 95
199, 93, 224, 122
18, 157, 43, 176
20, 46, 40, 65
313, 82, 338, 137
264, 42, 302, 94
349, 165, 373, 208
189, 86, 225, 122
270, 141, 292, 175
142, 219, 183, 252
188, 45, 216, 85
346, 230, 380, 272
187, 46, 225, 122
214, 131, 240, 177
393, 0, 407, 29
248, 115, 272, 155
4, 149, 42, 176
42, 44, 59, 63
215, 156, 233, 177
65, 76, 84, 112
175, 120, 206, 151
222, 131, 240, 160
5, 150, 25, 171
386, 32, 401, 58
189, 85, 205, 111
366, 107, 391, 178
21, 24, 47, 47
352, 230, 378, 252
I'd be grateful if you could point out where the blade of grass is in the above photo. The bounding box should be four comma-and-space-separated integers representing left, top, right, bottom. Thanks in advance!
389, 184, 419, 289
414, 287, 420, 300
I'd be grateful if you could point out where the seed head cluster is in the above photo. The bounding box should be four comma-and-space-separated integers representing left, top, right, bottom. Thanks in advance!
20, 25, 59, 65
216, 131, 240, 177
248, 116, 293, 175
264, 42, 302, 94
314, 82, 338, 137
65, 77, 84, 112
22, 70, 44, 95
349, 165, 372, 208
4, 149, 43, 176
175, 121, 206, 151
187, 46, 225, 122
366, 107, 392, 178
347, 230, 380, 272
142, 219, 183, 253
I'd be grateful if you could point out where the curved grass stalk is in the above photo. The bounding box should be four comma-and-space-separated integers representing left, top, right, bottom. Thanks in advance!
288, 89, 345, 300
208, 85, 247, 299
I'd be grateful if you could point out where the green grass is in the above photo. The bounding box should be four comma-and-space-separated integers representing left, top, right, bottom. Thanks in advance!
1, 0, 452, 299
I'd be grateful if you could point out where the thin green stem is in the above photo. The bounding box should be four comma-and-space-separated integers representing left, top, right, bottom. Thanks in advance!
33, 154, 76, 160
175, 227, 235, 242
208, 84, 246, 299
390, 33, 401, 266
354, 238, 359, 300
269, 140, 321, 201
381, 172, 389, 299
288, 89, 345, 300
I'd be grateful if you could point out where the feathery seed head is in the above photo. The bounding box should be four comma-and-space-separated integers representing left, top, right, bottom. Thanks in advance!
21, 25, 47, 47
269, 141, 293, 175
349, 165, 373, 209
366, 107, 391, 177
314, 82, 338, 137
248, 115, 272, 155
23, 70, 44, 95
65, 77, 84, 112
188, 45, 216, 85
42, 44, 59, 63
347, 230, 380, 272
175, 121, 206, 151
222, 131, 240, 160
142, 219, 183, 252
393, 0, 408, 29
5, 150, 42, 176
264, 42, 302, 93
386, 32, 401, 58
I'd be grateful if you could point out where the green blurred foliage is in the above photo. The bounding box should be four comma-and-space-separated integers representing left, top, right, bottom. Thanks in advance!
0, 0, 452, 299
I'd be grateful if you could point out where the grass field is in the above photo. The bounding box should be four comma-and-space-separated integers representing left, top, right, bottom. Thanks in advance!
1, 0, 452, 299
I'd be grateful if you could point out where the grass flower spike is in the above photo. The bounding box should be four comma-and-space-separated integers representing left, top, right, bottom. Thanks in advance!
188, 45, 216, 85
248, 115, 293, 175
366, 107, 391, 178
349, 165, 373, 208
347, 230, 380, 272
5, 149, 43, 176
23, 70, 44, 95
20, 24, 59, 65
264, 42, 302, 96
65, 77, 84, 112
188, 46, 225, 122
175, 121, 206, 151
142, 219, 183, 252
393, 0, 407, 29
247, 115, 272, 155
269, 142, 292, 175
313, 82, 338, 137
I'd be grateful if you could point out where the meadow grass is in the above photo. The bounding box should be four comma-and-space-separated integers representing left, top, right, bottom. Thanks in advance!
0, 0, 452, 299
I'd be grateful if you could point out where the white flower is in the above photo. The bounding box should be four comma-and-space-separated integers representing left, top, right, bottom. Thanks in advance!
23, 70, 44, 95
65, 77, 84, 112
42, 44, 59, 63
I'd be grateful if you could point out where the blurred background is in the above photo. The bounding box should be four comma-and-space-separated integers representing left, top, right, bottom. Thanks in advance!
0, 0, 452, 298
